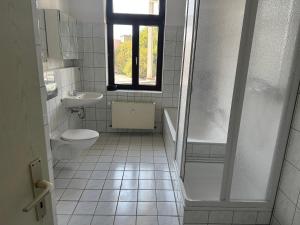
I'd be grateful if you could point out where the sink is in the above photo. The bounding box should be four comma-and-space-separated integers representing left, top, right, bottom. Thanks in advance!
62, 92, 103, 108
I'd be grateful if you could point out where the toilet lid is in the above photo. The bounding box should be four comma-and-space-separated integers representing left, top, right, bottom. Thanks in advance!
61, 129, 99, 141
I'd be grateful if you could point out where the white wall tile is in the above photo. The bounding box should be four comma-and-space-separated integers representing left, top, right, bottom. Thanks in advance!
279, 161, 300, 204
233, 211, 257, 225
273, 191, 296, 225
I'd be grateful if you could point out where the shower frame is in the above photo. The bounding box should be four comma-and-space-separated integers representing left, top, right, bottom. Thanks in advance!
174, 0, 300, 208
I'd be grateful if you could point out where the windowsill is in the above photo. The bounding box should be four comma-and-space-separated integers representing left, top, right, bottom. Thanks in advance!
107, 89, 162, 94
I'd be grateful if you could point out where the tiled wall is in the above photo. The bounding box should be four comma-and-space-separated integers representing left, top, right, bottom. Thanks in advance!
271, 89, 300, 225
77, 22, 184, 133
183, 207, 271, 225
185, 143, 226, 162
45, 67, 82, 136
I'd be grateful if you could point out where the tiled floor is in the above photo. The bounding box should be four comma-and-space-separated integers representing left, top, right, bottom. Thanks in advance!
54, 133, 179, 225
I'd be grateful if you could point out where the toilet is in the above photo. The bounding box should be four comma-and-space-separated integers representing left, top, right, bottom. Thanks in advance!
50, 129, 99, 160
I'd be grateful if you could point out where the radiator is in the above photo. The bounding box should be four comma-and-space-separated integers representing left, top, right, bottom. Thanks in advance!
112, 102, 155, 129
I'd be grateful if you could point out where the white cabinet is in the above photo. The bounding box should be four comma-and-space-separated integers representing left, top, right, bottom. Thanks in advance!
44, 9, 79, 60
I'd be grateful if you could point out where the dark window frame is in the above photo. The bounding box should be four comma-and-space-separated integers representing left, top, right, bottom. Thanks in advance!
106, 0, 165, 91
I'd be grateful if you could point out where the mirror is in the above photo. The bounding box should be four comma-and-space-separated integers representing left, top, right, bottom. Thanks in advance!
44, 71, 58, 100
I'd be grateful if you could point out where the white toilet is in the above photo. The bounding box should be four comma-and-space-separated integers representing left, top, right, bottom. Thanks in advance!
50, 129, 99, 160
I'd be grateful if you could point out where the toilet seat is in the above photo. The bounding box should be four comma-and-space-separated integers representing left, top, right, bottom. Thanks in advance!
61, 129, 99, 141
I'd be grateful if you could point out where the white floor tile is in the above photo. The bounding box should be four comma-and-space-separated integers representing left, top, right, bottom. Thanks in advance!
73, 170, 92, 179
116, 202, 137, 215
155, 171, 171, 180
57, 170, 76, 179
121, 179, 138, 189
114, 216, 136, 225
68, 215, 93, 225
137, 202, 157, 215
157, 202, 177, 216
79, 163, 97, 170
110, 163, 125, 170
107, 171, 124, 179
91, 216, 114, 225
138, 190, 157, 201
140, 163, 155, 171
95, 163, 110, 170
55, 179, 71, 189
123, 171, 140, 179
156, 190, 175, 201
156, 180, 173, 190
103, 179, 122, 189
95, 201, 117, 215
119, 190, 138, 201
86, 179, 105, 189
55, 189, 65, 200
56, 201, 77, 214
139, 171, 155, 179
158, 216, 179, 225
68, 179, 88, 189
57, 214, 71, 225
80, 190, 101, 201
137, 216, 158, 225
74, 202, 97, 215
125, 163, 140, 171
90, 171, 108, 179
139, 180, 156, 190
60, 189, 83, 201
99, 190, 120, 201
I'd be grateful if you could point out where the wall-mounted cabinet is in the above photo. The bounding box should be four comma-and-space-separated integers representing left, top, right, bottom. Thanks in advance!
44, 9, 79, 60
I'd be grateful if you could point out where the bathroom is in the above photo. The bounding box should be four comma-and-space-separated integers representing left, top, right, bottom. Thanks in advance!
1, 0, 300, 225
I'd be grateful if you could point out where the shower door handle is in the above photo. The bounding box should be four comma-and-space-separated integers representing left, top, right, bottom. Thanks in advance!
22, 180, 54, 212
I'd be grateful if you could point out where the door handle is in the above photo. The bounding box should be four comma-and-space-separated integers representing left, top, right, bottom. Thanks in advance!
23, 180, 54, 212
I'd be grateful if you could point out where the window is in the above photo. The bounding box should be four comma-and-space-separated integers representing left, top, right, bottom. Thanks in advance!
107, 0, 165, 91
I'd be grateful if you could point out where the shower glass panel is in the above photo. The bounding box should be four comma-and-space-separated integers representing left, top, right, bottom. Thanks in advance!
183, 0, 246, 201
230, 0, 296, 201
175, 0, 198, 175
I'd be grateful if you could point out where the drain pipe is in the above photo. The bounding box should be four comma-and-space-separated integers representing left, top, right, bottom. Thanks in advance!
70, 107, 85, 119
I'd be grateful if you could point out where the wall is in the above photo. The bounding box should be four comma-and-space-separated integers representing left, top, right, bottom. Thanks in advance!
272, 89, 300, 225
77, 22, 183, 132
45, 68, 82, 137
35, 7, 82, 141
68, 0, 186, 133
67, 0, 186, 26
37, 0, 69, 12
271, 18, 300, 224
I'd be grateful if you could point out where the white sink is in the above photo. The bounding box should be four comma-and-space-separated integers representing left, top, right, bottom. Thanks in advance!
62, 92, 103, 108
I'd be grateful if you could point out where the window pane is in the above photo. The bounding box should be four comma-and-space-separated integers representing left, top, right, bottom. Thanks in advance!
139, 26, 158, 86
113, 0, 160, 15
113, 25, 132, 85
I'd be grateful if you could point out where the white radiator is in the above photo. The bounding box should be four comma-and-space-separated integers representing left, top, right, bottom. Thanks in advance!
112, 102, 155, 129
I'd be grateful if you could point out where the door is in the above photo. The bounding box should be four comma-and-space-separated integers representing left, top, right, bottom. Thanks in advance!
0, 1, 55, 225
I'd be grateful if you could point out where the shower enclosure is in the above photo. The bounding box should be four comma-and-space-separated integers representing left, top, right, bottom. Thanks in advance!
163, 0, 300, 224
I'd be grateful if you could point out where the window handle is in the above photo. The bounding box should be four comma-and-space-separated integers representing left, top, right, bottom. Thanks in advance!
135, 56, 138, 66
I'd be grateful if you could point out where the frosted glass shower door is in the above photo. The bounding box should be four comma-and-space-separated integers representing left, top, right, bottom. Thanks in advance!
183, 0, 246, 201
229, 0, 299, 201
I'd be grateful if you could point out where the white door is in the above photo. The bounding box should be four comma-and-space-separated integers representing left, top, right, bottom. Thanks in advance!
0, 1, 55, 225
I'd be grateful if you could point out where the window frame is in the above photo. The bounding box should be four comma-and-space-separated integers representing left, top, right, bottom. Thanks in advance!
106, 0, 165, 91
